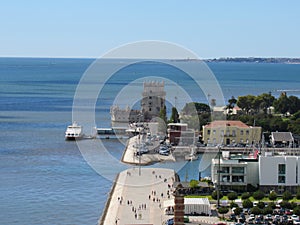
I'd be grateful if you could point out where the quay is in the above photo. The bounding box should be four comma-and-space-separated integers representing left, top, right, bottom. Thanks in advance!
99, 168, 177, 225
122, 135, 175, 165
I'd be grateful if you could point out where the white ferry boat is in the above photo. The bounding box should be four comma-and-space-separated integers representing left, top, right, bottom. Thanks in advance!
65, 122, 83, 140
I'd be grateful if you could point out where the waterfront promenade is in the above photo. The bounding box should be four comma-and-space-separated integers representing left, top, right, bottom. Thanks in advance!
99, 168, 176, 225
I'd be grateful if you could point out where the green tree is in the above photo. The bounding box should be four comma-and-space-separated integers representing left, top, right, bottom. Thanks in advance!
293, 206, 300, 216
181, 102, 210, 116
257, 201, 265, 209
233, 207, 242, 215
227, 192, 238, 201
158, 106, 167, 133
251, 206, 262, 215
288, 96, 300, 114
169, 107, 180, 123
274, 92, 290, 114
242, 199, 253, 209
262, 207, 273, 215
253, 190, 265, 201
237, 95, 256, 114
241, 192, 251, 200
269, 191, 277, 201
280, 201, 291, 209
296, 187, 300, 200
218, 207, 229, 219
282, 190, 293, 201
189, 179, 199, 189
212, 190, 223, 200
226, 96, 237, 114
230, 202, 238, 209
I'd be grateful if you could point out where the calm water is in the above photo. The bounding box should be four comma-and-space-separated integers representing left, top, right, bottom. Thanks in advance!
1, 58, 300, 225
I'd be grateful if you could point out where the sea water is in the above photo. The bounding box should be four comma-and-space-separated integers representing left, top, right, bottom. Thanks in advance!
1, 58, 300, 224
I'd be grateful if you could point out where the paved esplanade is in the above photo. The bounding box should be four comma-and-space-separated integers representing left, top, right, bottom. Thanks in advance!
101, 168, 175, 225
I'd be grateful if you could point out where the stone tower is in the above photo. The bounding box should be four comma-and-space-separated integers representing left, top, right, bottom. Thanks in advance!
141, 81, 166, 121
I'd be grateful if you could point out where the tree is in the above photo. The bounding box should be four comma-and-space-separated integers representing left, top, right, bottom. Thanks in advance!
212, 190, 223, 200
296, 187, 300, 200
274, 92, 290, 114
257, 201, 265, 209
227, 192, 238, 201
262, 207, 273, 215
282, 190, 293, 201
169, 107, 180, 123
293, 206, 300, 216
251, 206, 262, 215
181, 102, 210, 116
226, 96, 237, 114
230, 202, 238, 209
253, 190, 265, 200
280, 201, 291, 209
237, 95, 256, 114
158, 106, 167, 133
242, 199, 253, 209
241, 192, 251, 200
189, 179, 199, 189
269, 191, 277, 201
288, 96, 300, 114
233, 207, 242, 215
218, 207, 229, 219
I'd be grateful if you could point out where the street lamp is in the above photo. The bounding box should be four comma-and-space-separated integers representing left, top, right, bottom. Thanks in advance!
217, 145, 221, 208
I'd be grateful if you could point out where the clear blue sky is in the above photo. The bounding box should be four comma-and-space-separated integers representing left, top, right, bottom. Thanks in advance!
1, 0, 300, 58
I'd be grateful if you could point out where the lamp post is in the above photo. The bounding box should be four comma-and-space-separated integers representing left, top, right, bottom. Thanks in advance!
217, 145, 221, 208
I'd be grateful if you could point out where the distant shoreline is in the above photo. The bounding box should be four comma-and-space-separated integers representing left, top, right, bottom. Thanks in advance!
1, 56, 300, 64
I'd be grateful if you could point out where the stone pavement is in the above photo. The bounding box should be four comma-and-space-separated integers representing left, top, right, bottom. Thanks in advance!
122, 136, 175, 165
100, 167, 176, 225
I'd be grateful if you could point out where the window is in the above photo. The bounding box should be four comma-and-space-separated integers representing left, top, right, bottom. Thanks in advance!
221, 175, 230, 182
149, 96, 152, 99
278, 164, 286, 175
232, 176, 244, 183
149, 108, 152, 111
232, 167, 245, 174
226, 130, 230, 136
213, 130, 216, 135
207, 130, 211, 135
246, 130, 249, 135
278, 176, 286, 183
221, 167, 230, 173
232, 130, 236, 137
240, 130, 244, 135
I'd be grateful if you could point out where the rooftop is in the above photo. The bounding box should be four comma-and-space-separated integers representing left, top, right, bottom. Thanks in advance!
204, 120, 250, 128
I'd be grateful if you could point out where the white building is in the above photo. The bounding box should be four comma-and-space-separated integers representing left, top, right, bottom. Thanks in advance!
211, 155, 259, 192
259, 153, 300, 193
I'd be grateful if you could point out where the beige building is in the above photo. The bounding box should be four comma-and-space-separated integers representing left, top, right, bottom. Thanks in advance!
202, 120, 261, 146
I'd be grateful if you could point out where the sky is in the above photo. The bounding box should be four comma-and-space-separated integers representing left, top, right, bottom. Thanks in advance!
1, 0, 300, 59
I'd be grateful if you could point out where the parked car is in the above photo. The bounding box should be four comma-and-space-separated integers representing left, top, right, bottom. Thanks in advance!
291, 214, 299, 221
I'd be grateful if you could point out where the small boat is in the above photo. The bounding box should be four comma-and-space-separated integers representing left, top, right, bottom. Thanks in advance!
185, 153, 199, 161
65, 122, 83, 140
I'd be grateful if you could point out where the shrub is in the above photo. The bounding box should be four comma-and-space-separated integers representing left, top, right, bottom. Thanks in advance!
280, 201, 291, 209
241, 192, 251, 200
251, 206, 262, 215
218, 206, 229, 218
233, 207, 242, 215
253, 190, 265, 200
227, 192, 238, 201
282, 190, 293, 201
257, 201, 265, 209
262, 207, 273, 215
243, 199, 253, 209
230, 202, 238, 209
269, 191, 277, 201
212, 190, 223, 200
268, 202, 276, 209
293, 206, 300, 216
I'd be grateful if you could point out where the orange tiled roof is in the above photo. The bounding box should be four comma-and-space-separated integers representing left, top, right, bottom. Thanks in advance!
205, 120, 249, 128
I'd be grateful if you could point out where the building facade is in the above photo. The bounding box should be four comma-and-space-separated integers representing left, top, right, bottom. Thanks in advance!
167, 123, 195, 146
211, 157, 259, 192
202, 120, 262, 146
259, 154, 300, 193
